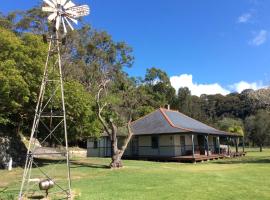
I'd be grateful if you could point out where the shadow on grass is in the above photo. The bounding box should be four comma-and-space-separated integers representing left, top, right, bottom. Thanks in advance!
70, 161, 110, 169
30, 157, 67, 168
27, 195, 45, 199
11, 157, 110, 170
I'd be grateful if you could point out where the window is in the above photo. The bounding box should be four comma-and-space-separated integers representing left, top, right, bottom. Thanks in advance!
93, 140, 98, 149
151, 136, 159, 149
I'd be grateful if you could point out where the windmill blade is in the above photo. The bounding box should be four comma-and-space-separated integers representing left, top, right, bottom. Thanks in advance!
56, 0, 61, 4
42, 7, 57, 12
48, 12, 57, 21
60, 0, 68, 6
55, 16, 61, 30
62, 17, 67, 34
43, 0, 56, 8
64, 17, 74, 31
50, 0, 58, 5
68, 5, 90, 17
64, 1, 75, 9
66, 16, 78, 24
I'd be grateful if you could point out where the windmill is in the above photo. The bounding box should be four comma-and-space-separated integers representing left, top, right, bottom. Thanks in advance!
18, 0, 90, 199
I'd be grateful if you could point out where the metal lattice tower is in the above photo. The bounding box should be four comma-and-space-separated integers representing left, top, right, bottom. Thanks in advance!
19, 1, 90, 199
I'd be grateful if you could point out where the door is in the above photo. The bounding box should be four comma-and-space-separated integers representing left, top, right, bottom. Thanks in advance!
180, 136, 185, 155
131, 136, 139, 157
197, 135, 205, 155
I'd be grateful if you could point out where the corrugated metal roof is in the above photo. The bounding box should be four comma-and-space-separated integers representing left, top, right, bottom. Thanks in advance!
131, 108, 239, 136
131, 109, 187, 135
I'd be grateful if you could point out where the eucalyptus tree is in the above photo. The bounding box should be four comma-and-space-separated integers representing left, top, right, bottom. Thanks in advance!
0, 27, 47, 133
74, 27, 137, 167
245, 110, 270, 152
143, 67, 175, 108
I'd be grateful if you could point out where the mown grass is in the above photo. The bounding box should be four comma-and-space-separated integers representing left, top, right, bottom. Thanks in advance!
1, 148, 270, 200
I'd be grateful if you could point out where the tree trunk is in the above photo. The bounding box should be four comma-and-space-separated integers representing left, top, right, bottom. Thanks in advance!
95, 79, 134, 169
259, 144, 263, 152
109, 120, 133, 169
110, 152, 123, 168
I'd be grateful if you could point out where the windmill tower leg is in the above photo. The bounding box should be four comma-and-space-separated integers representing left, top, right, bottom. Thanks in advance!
56, 31, 72, 198
18, 32, 71, 200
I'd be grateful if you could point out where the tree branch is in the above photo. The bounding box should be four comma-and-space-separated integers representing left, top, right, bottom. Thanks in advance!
119, 118, 133, 157
96, 79, 111, 136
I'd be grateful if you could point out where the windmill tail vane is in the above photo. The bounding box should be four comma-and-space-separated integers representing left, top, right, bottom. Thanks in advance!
18, 0, 89, 199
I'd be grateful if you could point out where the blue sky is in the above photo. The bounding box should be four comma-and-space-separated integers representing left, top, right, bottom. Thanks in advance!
1, 0, 270, 95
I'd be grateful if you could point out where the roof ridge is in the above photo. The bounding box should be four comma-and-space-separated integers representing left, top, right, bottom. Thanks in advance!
159, 108, 192, 132
160, 108, 179, 112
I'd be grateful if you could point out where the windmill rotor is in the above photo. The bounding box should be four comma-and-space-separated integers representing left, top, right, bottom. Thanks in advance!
42, 0, 90, 33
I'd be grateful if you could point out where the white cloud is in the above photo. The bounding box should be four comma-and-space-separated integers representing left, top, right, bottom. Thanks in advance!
170, 74, 266, 96
170, 74, 230, 96
229, 81, 266, 93
249, 30, 268, 46
238, 13, 252, 23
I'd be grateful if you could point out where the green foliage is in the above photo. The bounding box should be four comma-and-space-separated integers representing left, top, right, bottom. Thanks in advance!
64, 80, 102, 139
0, 12, 15, 30
0, 60, 29, 125
175, 87, 192, 114
143, 67, 175, 108
217, 117, 244, 136
0, 27, 47, 131
245, 110, 270, 148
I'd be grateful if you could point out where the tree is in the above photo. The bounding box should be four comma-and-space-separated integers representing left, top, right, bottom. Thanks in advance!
174, 87, 192, 115
0, 27, 47, 134
0, 60, 30, 126
0, 12, 17, 30
63, 80, 102, 143
245, 110, 270, 152
143, 67, 175, 108
76, 28, 136, 168
0, 22, 104, 145
96, 78, 136, 168
217, 117, 244, 136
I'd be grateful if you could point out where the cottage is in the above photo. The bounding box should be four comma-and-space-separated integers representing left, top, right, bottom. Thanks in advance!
87, 108, 245, 162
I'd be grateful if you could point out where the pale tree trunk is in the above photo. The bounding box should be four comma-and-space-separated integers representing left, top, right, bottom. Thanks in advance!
109, 119, 133, 168
96, 80, 134, 168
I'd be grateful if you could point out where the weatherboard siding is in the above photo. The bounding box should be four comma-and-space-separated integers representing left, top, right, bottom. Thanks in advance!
159, 135, 175, 156
87, 134, 216, 158
138, 136, 159, 156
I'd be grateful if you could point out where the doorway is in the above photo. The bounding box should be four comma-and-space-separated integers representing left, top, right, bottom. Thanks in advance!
197, 135, 205, 155
131, 136, 139, 157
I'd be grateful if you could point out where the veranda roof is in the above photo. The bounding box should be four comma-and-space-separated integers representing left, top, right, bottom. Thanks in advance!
131, 108, 240, 137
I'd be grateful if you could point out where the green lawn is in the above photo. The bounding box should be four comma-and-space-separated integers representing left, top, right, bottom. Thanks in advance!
1, 148, 270, 200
